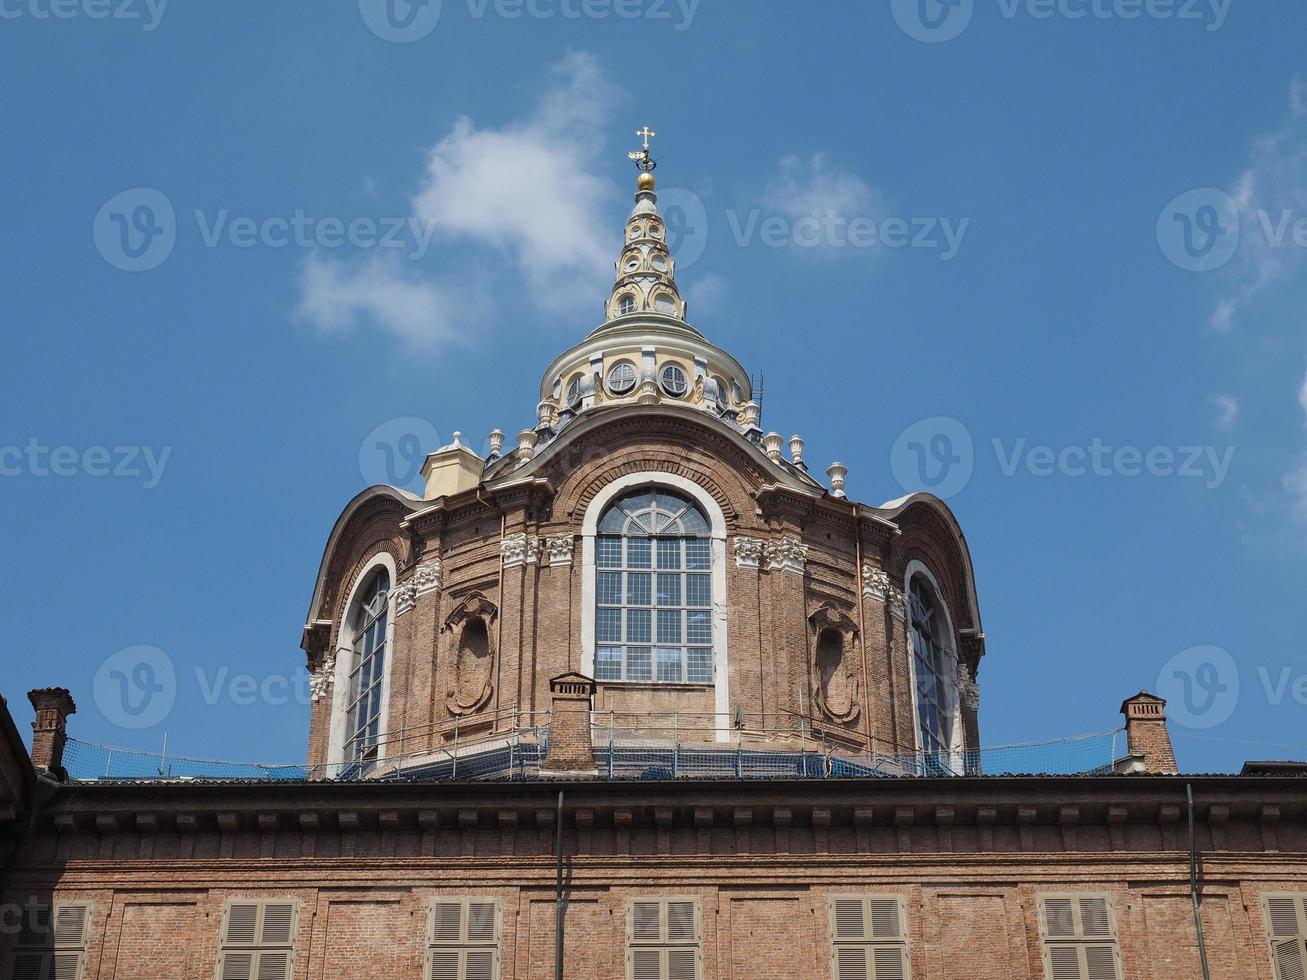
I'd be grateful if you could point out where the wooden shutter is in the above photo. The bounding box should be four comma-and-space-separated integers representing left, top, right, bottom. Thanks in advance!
1038, 896, 1121, 980
425, 898, 500, 980
1266, 896, 1307, 980
626, 898, 702, 980
8, 903, 89, 980
828, 897, 909, 980
216, 900, 298, 980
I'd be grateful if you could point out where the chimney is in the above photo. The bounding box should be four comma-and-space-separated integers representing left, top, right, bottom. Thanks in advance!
1120, 691, 1178, 775
541, 673, 597, 775
28, 687, 76, 778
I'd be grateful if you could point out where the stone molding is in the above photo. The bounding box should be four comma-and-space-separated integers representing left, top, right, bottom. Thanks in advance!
309, 654, 336, 703
766, 537, 808, 575
862, 563, 906, 620
733, 537, 765, 569
545, 534, 574, 566
957, 663, 980, 713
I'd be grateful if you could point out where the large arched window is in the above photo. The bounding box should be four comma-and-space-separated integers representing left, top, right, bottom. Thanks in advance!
594, 488, 713, 684
345, 567, 389, 762
908, 575, 953, 759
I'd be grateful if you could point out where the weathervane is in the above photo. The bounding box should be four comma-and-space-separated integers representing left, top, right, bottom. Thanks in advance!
628, 126, 657, 173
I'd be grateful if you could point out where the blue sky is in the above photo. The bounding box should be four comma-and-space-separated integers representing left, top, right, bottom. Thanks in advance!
2, 0, 1306, 774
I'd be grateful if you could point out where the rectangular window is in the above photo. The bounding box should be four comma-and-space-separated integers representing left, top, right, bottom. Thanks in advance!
1265, 895, 1307, 980
828, 895, 909, 980
8, 902, 91, 980
216, 899, 298, 980
627, 898, 701, 980
1037, 895, 1121, 980
595, 534, 712, 685
426, 898, 500, 980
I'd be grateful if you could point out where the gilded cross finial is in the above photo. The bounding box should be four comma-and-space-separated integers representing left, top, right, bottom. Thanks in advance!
627, 126, 658, 178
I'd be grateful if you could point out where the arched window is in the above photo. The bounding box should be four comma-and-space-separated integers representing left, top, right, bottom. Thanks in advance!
607, 361, 637, 395
908, 575, 952, 759
659, 363, 688, 397
594, 488, 712, 684
618, 294, 636, 315
345, 568, 389, 762
565, 373, 584, 408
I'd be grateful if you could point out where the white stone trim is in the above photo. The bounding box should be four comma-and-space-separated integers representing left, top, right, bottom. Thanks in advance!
766, 536, 808, 575
501, 533, 530, 569
733, 537, 765, 569
580, 471, 730, 742
326, 552, 398, 775
546, 533, 574, 566
862, 563, 906, 620
903, 559, 965, 764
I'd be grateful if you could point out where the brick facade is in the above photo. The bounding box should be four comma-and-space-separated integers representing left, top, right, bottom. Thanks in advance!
2, 775, 1304, 978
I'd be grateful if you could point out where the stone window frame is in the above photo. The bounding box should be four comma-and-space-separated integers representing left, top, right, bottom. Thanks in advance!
327, 553, 398, 775
581, 472, 730, 743
903, 559, 965, 769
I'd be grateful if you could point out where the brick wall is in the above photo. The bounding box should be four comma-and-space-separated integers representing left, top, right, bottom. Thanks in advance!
2, 777, 1301, 979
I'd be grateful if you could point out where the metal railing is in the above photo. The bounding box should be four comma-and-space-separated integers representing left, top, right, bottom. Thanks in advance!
61, 706, 1126, 783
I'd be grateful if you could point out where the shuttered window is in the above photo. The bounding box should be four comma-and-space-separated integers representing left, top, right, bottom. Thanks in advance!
1037, 895, 1122, 980
215, 900, 298, 980
425, 898, 500, 980
828, 896, 909, 980
626, 897, 701, 980
1265, 895, 1307, 980
7, 902, 90, 980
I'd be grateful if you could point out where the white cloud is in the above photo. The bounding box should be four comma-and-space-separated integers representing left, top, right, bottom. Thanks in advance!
685, 272, 728, 316
294, 52, 629, 350
1212, 78, 1307, 331
1211, 394, 1240, 432
296, 252, 455, 349
411, 51, 625, 312
763, 153, 878, 224
1284, 368, 1307, 524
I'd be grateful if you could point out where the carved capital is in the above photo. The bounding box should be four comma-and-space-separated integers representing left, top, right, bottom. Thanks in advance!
309, 654, 335, 703
957, 662, 980, 712
393, 582, 417, 617
546, 533, 574, 566
766, 536, 808, 575
733, 536, 765, 569
413, 558, 442, 596
501, 533, 529, 568
525, 535, 544, 564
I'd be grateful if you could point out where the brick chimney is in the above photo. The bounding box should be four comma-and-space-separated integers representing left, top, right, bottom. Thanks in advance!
28, 687, 76, 778
1120, 691, 1178, 775
541, 673, 597, 775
